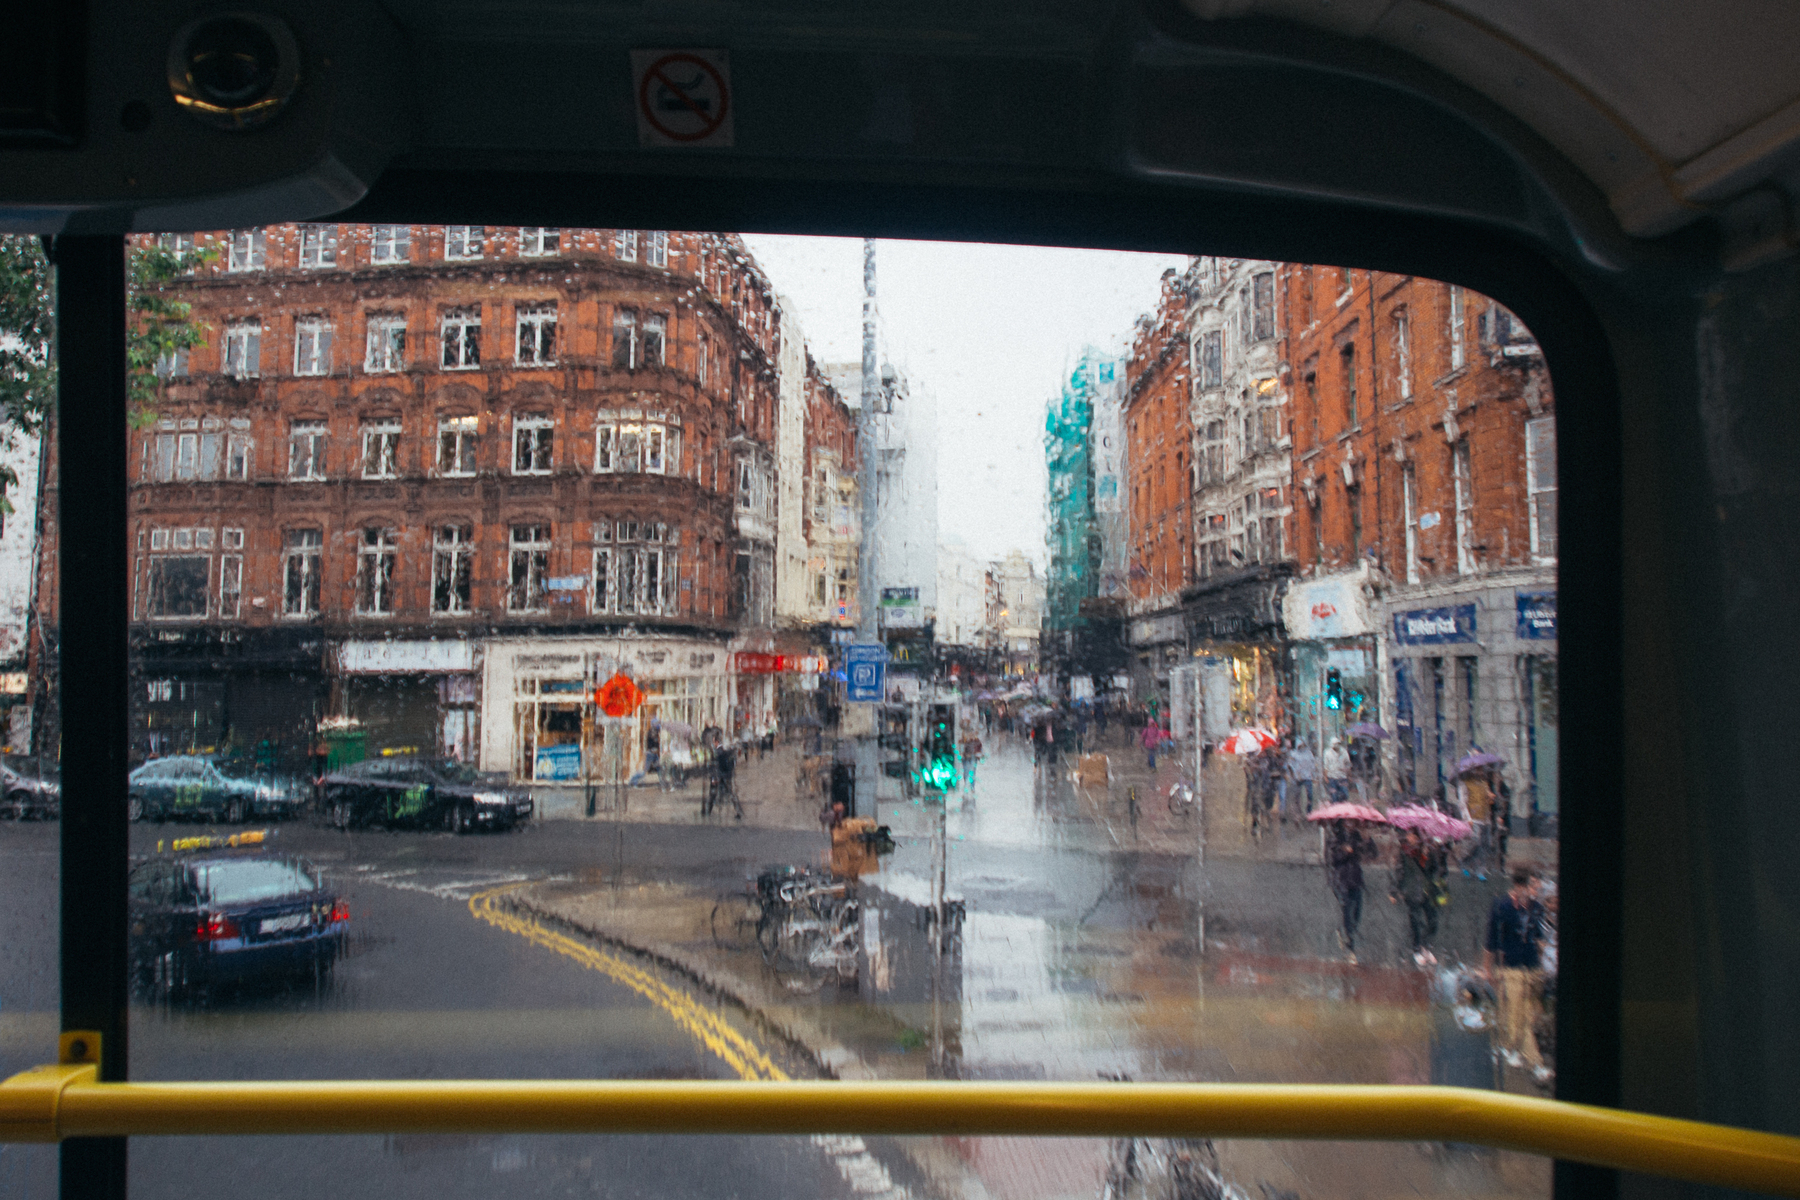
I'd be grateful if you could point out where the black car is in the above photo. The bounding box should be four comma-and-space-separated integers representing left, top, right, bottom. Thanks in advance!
128, 850, 348, 1000
319, 757, 533, 833
0, 755, 59, 819
127, 755, 309, 823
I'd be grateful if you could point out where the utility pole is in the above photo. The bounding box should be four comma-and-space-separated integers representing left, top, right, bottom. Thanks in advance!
853, 237, 881, 823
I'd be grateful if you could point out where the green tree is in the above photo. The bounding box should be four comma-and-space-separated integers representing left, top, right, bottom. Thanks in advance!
0, 235, 215, 508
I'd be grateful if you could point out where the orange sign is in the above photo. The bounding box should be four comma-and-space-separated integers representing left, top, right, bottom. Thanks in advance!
595, 672, 645, 718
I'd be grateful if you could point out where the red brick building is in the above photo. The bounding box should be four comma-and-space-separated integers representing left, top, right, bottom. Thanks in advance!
64, 223, 850, 779
1122, 269, 1195, 604
1281, 266, 1557, 819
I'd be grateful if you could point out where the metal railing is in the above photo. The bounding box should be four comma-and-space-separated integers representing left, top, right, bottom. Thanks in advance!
4, 1043, 1798, 1198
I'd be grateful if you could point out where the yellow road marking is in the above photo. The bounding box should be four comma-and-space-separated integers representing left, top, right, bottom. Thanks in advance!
468, 885, 789, 1082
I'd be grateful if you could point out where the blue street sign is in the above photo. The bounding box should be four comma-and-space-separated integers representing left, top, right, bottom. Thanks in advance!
843, 643, 887, 702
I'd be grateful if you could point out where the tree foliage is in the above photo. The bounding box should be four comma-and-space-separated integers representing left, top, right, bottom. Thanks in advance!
0, 235, 215, 507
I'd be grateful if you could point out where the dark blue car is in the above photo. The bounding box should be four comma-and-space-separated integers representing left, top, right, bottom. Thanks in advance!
128, 850, 348, 1000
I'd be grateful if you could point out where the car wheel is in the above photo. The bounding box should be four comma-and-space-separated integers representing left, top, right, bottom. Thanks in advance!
331, 800, 352, 830
152, 950, 192, 1004
444, 804, 471, 835
228, 797, 249, 824
4, 791, 26, 819
127, 794, 144, 822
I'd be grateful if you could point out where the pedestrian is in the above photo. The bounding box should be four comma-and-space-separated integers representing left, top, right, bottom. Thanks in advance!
1288, 739, 1318, 815
1324, 737, 1351, 804
1483, 866, 1552, 1084
1141, 720, 1163, 771
1391, 829, 1447, 964
1326, 824, 1373, 958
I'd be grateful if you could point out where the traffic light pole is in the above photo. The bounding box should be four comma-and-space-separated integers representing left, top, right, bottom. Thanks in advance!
852, 238, 881, 825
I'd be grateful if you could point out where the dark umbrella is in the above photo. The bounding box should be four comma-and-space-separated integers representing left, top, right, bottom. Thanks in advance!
1455, 751, 1504, 775
1344, 722, 1389, 741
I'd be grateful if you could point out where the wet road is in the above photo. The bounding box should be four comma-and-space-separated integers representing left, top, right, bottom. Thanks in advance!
0, 819, 915, 1200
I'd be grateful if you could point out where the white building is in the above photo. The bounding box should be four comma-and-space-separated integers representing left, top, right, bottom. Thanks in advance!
826, 361, 938, 625
1083, 349, 1130, 599
935, 539, 990, 649
988, 550, 1044, 672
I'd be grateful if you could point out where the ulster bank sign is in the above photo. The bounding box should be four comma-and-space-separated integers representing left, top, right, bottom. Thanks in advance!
1393, 603, 1478, 646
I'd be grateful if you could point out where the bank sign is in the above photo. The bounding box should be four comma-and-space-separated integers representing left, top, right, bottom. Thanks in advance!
1394, 603, 1477, 645
1516, 591, 1557, 640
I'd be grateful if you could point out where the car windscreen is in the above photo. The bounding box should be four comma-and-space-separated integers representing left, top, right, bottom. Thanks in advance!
193, 859, 319, 905
426, 761, 488, 786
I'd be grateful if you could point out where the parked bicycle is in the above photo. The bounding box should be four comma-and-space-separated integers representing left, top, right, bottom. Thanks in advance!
1167, 781, 1196, 817
709, 865, 860, 984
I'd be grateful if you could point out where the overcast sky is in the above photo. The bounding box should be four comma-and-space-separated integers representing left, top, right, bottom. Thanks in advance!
740, 236, 1189, 568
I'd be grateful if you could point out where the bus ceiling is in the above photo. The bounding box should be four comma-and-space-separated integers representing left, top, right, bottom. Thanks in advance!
0, 1, 1797, 272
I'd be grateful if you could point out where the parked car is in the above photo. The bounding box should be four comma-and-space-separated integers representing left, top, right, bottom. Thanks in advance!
127, 755, 309, 823
0, 755, 60, 819
319, 757, 533, 833
128, 848, 348, 1000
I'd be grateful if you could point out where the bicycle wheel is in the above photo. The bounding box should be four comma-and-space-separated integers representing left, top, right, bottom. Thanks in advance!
711, 892, 762, 951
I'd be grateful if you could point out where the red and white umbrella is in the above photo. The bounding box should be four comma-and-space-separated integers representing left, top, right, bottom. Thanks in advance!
1219, 727, 1278, 755
1306, 802, 1388, 824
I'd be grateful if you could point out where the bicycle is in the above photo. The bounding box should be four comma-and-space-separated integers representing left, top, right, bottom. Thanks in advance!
701, 770, 743, 819
757, 874, 860, 982
1167, 781, 1196, 817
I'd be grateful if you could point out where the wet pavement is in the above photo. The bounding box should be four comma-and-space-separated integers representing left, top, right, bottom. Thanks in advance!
0, 730, 1557, 1200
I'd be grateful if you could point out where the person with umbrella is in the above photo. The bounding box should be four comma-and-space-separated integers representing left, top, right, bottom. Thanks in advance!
1390, 826, 1450, 965
1324, 820, 1377, 960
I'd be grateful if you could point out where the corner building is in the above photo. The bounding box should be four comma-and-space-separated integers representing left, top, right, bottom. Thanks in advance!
120, 223, 823, 781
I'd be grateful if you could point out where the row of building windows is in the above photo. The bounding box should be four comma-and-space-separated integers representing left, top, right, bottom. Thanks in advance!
181, 304, 683, 381
143, 415, 686, 482
138, 522, 685, 621
162, 227, 674, 273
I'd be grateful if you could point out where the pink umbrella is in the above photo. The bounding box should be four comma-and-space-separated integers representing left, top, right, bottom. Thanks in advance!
1386, 802, 1473, 841
1306, 802, 1388, 824
1219, 727, 1278, 755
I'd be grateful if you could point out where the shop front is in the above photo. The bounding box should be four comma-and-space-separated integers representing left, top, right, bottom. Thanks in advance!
1283, 566, 1380, 786
1381, 574, 1557, 831
481, 636, 732, 785
1182, 563, 1293, 736
336, 638, 479, 763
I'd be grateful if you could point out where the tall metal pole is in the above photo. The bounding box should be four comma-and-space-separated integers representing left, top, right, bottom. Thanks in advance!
854, 239, 880, 822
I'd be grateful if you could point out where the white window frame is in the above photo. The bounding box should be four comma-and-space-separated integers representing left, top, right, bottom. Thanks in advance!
293, 317, 333, 377
616, 230, 638, 262
646, 231, 668, 268
512, 416, 554, 475
298, 224, 338, 269
1448, 286, 1466, 370
438, 416, 478, 476
441, 309, 481, 370
355, 527, 399, 616
432, 524, 475, 614
641, 313, 666, 367
612, 309, 637, 369
1393, 308, 1412, 400
515, 304, 557, 366
696, 333, 709, 384
146, 546, 211, 621
507, 524, 551, 612
361, 420, 401, 479
1453, 438, 1474, 575
218, 550, 242, 619
282, 529, 323, 616
226, 230, 265, 273
288, 421, 327, 481
370, 225, 410, 264
1526, 416, 1557, 562
223, 321, 261, 379
445, 225, 485, 260
226, 434, 252, 480
519, 228, 560, 256
365, 314, 406, 373
1403, 463, 1420, 585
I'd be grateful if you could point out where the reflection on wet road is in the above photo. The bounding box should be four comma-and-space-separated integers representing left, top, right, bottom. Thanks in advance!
0, 731, 1552, 1200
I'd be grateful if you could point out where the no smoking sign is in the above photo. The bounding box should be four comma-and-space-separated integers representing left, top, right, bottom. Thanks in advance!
631, 49, 733, 148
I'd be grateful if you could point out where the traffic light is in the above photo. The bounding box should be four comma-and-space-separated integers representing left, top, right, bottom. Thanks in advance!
1325, 668, 1343, 711
919, 703, 960, 790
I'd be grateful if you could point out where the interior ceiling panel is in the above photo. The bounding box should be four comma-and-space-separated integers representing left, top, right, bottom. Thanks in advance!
1196, 0, 1800, 236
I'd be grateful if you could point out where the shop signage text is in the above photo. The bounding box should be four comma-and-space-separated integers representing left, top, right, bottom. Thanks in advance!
734, 653, 828, 674
1516, 591, 1557, 640
340, 640, 475, 674
1284, 571, 1373, 639
1393, 603, 1478, 645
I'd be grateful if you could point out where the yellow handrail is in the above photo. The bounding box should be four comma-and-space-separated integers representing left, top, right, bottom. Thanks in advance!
4, 1068, 1799, 1197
